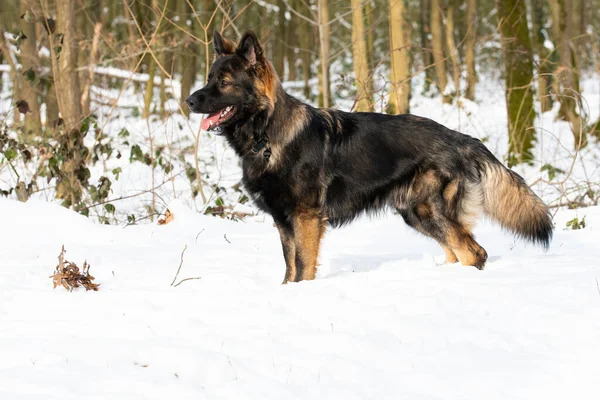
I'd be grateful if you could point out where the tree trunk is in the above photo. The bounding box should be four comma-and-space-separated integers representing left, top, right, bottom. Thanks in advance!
465, 0, 477, 100
351, 0, 372, 112
52, 0, 83, 132
45, 78, 59, 131
286, 0, 298, 82
317, 0, 331, 108
420, 0, 435, 94
0, 28, 22, 125
81, 23, 102, 116
496, 0, 536, 166
19, 0, 43, 137
298, 1, 312, 99
274, 0, 286, 78
143, 59, 156, 119
431, 0, 450, 103
365, 0, 375, 72
179, 0, 196, 117
445, 0, 460, 99
548, 0, 585, 147
388, 0, 411, 114
530, 0, 553, 112
571, 0, 585, 68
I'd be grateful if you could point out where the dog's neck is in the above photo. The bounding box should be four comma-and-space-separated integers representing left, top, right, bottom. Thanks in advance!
223, 83, 307, 163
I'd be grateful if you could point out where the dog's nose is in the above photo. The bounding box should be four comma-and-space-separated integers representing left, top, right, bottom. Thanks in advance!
186, 96, 195, 108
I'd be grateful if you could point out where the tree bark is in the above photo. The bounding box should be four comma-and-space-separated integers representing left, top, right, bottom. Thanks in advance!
19, 0, 43, 137
420, 0, 435, 94
143, 58, 156, 120
388, 0, 411, 114
430, 0, 450, 103
317, 0, 331, 108
548, 0, 585, 147
286, 0, 299, 82
496, 0, 536, 166
365, 0, 375, 72
351, 0, 372, 112
81, 22, 102, 116
445, 0, 460, 99
0, 28, 22, 125
52, 0, 83, 132
274, 0, 286, 78
179, 0, 196, 117
298, 1, 312, 99
530, 0, 553, 112
465, 0, 477, 100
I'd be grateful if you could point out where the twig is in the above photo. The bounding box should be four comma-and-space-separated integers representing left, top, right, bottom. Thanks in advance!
81, 174, 180, 211
224, 234, 231, 244
170, 244, 188, 286
173, 277, 201, 287
195, 229, 205, 244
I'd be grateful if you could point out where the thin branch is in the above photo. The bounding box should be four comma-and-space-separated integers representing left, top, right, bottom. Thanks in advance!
170, 244, 188, 286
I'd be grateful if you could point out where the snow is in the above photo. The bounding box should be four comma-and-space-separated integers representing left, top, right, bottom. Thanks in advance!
1, 57, 600, 399
1, 197, 600, 399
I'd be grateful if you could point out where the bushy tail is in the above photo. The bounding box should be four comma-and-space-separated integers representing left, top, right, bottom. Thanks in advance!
481, 163, 553, 249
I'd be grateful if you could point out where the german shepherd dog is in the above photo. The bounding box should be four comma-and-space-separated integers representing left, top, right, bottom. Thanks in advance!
186, 31, 553, 284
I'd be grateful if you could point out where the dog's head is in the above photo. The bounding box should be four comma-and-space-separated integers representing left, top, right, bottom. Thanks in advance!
186, 30, 278, 132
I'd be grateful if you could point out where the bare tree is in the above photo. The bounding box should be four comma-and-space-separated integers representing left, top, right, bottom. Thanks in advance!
530, 0, 553, 112
388, 0, 411, 114
465, 0, 477, 100
19, 0, 42, 137
51, 0, 83, 132
444, 0, 460, 99
430, 0, 450, 103
351, 0, 372, 111
496, 0, 536, 165
317, 0, 331, 108
548, 0, 585, 147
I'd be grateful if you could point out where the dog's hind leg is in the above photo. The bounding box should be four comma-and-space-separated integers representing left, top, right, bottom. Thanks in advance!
441, 245, 459, 264
292, 210, 326, 282
398, 204, 487, 269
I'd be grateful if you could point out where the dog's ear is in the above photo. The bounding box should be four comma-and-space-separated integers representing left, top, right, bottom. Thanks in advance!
236, 31, 264, 66
213, 30, 235, 57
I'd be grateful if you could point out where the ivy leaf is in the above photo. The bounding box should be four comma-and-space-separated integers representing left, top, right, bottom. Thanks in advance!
129, 144, 144, 163
4, 148, 18, 161
112, 167, 122, 180
23, 68, 35, 83
541, 164, 565, 181
104, 204, 116, 214
42, 18, 56, 34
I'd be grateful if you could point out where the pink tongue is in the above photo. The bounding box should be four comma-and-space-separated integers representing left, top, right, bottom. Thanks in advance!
201, 112, 221, 131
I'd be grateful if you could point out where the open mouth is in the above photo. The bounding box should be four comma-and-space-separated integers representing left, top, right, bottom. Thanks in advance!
201, 106, 235, 131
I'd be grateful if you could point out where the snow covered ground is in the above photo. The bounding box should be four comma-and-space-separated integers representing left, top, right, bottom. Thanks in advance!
2, 57, 600, 398
1, 197, 599, 399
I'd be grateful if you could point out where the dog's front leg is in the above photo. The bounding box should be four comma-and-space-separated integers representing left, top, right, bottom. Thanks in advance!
292, 211, 325, 282
276, 224, 297, 284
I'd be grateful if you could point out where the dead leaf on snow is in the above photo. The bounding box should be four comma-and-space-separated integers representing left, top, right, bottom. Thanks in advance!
50, 245, 99, 292
158, 209, 174, 225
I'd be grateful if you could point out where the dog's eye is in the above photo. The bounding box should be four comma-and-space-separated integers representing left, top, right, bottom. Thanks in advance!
221, 80, 230, 86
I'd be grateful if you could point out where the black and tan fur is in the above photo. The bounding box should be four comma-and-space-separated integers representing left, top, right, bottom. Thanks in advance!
186, 31, 553, 283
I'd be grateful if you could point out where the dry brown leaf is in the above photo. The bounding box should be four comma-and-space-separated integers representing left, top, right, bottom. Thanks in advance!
158, 209, 174, 225
50, 245, 99, 292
